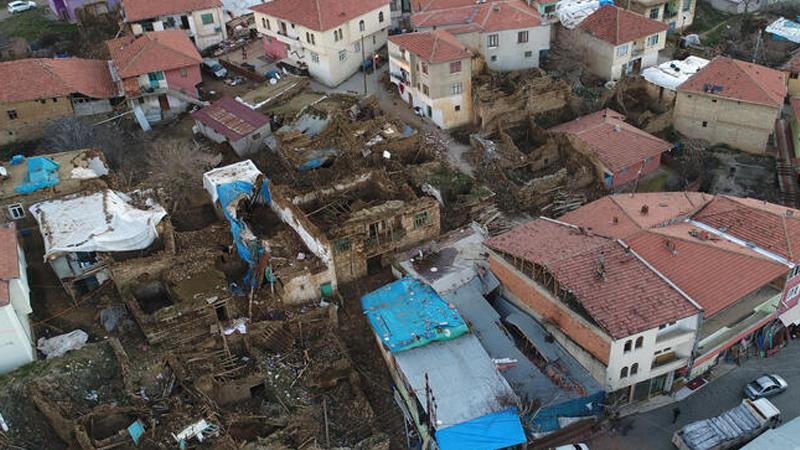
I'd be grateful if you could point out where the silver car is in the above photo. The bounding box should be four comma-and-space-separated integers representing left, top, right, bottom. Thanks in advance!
7, 1, 36, 13
744, 374, 788, 400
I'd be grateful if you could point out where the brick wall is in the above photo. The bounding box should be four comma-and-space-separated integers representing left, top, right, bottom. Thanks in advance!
1, 97, 74, 144
489, 253, 611, 364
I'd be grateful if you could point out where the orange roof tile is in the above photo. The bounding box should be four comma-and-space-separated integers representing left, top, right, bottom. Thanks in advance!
549, 109, 672, 174
0, 58, 117, 102
251, 0, 389, 32
107, 30, 202, 79
412, 0, 541, 32
122, 0, 221, 22
0, 223, 20, 307
389, 30, 471, 63
679, 57, 787, 108
577, 5, 667, 46
486, 219, 699, 338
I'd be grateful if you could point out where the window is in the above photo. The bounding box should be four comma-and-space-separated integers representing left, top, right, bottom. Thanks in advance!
354, 41, 361, 52
7, 110, 17, 120
335, 237, 352, 253
449, 61, 462, 73
620, 367, 629, 378
635, 336, 644, 349
180, 68, 188, 77
624, 340, 632, 353
487, 33, 499, 48
148, 72, 164, 82
252, 132, 261, 140
52, 98, 58, 103
524, 51, 532, 58
682, 0, 691, 11
311, 52, 319, 63
373, 35, 376, 45
334, 28, 343, 41
201, 13, 214, 25
414, 211, 431, 228
616, 44, 629, 56
490, 55, 497, 62
310, 33, 315, 45
711, 99, 717, 103
422, 84, 429, 96
454, 105, 461, 111
702, 121, 708, 127
262, 18, 268, 29
791, 72, 800, 80
142, 22, 154, 32
649, 7, 659, 19
39, 99, 46, 104
630, 363, 639, 375
359, 20, 365, 32
379, 11, 384, 22
7, 203, 24, 220
451, 82, 463, 95
517, 30, 528, 43
338, 49, 347, 61
421, 62, 428, 74
647, 34, 660, 47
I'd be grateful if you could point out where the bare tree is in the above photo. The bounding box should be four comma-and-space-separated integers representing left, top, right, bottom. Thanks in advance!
146, 140, 221, 213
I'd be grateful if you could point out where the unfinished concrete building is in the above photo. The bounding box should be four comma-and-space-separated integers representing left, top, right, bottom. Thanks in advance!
279, 171, 441, 283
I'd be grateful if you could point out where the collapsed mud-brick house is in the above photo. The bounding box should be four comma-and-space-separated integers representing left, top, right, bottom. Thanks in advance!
30, 189, 174, 300
203, 160, 337, 304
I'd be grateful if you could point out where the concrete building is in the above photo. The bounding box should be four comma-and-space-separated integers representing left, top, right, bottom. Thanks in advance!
0, 222, 35, 374
621, 0, 696, 32
567, 5, 668, 81
0, 58, 118, 145
192, 97, 272, 157
107, 30, 204, 126
674, 57, 786, 154
121, 0, 227, 51
781, 53, 800, 98
388, 30, 473, 129
251, 0, 391, 87
411, 0, 550, 72
549, 108, 672, 188
49, 0, 119, 23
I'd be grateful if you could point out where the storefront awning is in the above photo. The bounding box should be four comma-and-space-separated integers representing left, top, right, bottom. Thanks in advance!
779, 305, 800, 327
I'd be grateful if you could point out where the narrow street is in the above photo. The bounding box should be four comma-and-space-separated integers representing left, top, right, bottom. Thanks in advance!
589, 340, 800, 449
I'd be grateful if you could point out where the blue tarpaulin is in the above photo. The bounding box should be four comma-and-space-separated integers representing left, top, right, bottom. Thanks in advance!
435, 408, 527, 450
361, 277, 469, 353
15, 156, 60, 194
216, 177, 271, 289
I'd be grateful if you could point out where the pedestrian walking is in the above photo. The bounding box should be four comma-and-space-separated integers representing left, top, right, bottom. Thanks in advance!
672, 405, 681, 424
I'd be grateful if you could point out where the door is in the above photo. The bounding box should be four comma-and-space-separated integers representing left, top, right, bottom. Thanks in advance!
158, 94, 170, 111
649, 373, 668, 396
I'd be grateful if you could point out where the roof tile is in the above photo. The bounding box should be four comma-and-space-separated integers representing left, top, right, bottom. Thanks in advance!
412, 0, 541, 32
107, 30, 202, 79
679, 57, 787, 107
122, 0, 222, 22
251, 0, 389, 32
577, 5, 667, 46
389, 30, 471, 63
0, 58, 117, 102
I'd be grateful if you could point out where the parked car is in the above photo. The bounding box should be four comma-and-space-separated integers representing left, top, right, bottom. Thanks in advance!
553, 444, 589, 450
744, 374, 788, 400
202, 58, 227, 79
7, 1, 36, 13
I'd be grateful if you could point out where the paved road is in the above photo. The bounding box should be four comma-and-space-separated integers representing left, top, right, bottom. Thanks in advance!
589, 339, 800, 450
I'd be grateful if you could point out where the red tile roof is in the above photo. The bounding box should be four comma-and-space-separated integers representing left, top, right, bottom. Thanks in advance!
0, 223, 20, 307
389, 30, 471, 64
549, 109, 672, 174
412, 0, 541, 32
486, 219, 699, 338
693, 195, 800, 262
577, 5, 667, 46
251, 0, 389, 32
679, 57, 787, 108
192, 97, 270, 142
628, 226, 787, 317
410, 0, 474, 13
0, 58, 117, 103
107, 30, 202, 79
122, 0, 221, 22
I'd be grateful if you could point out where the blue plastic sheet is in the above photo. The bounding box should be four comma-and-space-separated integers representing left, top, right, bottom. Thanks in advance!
435, 408, 527, 450
15, 156, 60, 194
361, 277, 469, 353
529, 390, 605, 433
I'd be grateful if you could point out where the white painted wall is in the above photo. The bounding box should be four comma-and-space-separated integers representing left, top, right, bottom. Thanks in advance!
0, 243, 34, 374
478, 25, 551, 71
129, 7, 227, 51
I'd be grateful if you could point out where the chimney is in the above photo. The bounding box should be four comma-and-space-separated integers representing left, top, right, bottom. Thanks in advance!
613, 124, 621, 132
612, 216, 619, 224
664, 239, 677, 255
640, 204, 649, 215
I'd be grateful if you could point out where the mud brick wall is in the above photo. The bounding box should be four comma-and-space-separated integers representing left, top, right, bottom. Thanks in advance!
0, 97, 74, 144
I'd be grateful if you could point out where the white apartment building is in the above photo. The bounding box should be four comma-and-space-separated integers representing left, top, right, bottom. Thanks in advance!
122, 0, 227, 51
252, 0, 391, 87
0, 222, 35, 374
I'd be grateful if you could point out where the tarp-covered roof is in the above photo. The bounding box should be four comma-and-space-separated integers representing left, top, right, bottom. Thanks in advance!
30, 190, 167, 259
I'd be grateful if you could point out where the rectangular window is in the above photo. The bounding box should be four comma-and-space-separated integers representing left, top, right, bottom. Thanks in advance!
449, 61, 461, 73
451, 82, 462, 95
148, 72, 164, 81
524, 51, 532, 58
53, 98, 58, 103
311, 52, 319, 63
143, 22, 154, 32
334, 28, 342, 42
454, 105, 461, 111
310, 33, 315, 45
682, 0, 691, 11
791, 72, 799, 80
421, 62, 428, 74
39, 99, 46, 104
517, 30, 528, 43
414, 211, 431, 228
649, 7, 659, 18
335, 237, 352, 253
702, 121, 708, 127
422, 84, 429, 96
647, 34, 660, 46
487, 33, 499, 48
338, 49, 347, 61
252, 132, 261, 140
262, 18, 268, 29
180, 68, 188, 77
201, 13, 214, 25
616, 44, 629, 56
7, 110, 17, 120
7, 203, 24, 220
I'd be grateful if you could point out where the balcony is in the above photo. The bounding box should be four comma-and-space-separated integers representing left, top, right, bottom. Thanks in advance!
650, 352, 689, 374
655, 327, 695, 346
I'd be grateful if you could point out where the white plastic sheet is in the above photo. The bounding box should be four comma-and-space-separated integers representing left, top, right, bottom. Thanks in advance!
37, 330, 89, 359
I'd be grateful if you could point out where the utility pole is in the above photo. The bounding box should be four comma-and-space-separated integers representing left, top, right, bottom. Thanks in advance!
361, 33, 368, 95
